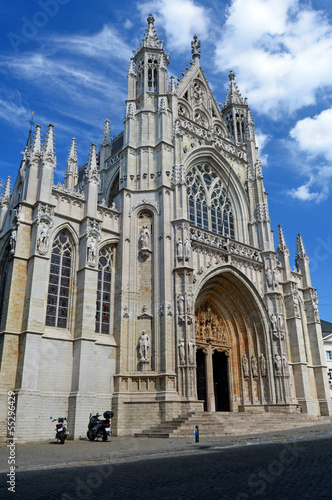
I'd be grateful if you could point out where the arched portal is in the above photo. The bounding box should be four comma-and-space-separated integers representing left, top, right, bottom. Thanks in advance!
195, 269, 273, 412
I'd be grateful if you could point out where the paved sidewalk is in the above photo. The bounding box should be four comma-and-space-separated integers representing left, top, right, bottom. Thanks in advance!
1, 421, 332, 473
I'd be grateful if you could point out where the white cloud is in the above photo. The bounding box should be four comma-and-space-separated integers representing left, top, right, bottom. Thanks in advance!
288, 177, 329, 203
52, 25, 132, 61
255, 130, 270, 166
215, 0, 332, 116
139, 0, 210, 52
290, 108, 332, 161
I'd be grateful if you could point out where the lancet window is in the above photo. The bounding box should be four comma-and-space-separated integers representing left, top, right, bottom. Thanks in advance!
95, 245, 114, 334
46, 230, 73, 328
186, 164, 235, 238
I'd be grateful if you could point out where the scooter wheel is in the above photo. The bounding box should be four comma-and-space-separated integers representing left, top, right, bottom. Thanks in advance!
87, 430, 95, 441
102, 431, 108, 442
60, 433, 65, 444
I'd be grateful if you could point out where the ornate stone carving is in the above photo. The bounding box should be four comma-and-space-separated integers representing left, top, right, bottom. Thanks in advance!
195, 302, 229, 346
291, 283, 300, 317
167, 303, 173, 316
87, 235, 97, 265
123, 306, 129, 318
9, 225, 17, 255
139, 225, 152, 260
184, 237, 191, 260
177, 239, 183, 260
274, 353, 282, 376
37, 224, 50, 255
137, 305, 152, 320
177, 293, 185, 317
282, 353, 289, 376
86, 218, 101, 267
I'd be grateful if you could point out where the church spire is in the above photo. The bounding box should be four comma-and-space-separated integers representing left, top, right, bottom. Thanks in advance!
295, 233, 311, 287
85, 143, 100, 184
224, 71, 244, 106
140, 14, 163, 50
65, 138, 78, 189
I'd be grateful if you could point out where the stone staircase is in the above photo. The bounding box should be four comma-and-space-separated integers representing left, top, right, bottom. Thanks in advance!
135, 411, 328, 438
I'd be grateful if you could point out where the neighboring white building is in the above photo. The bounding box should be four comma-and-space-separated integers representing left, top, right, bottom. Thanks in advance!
321, 320, 332, 397
0, 15, 332, 441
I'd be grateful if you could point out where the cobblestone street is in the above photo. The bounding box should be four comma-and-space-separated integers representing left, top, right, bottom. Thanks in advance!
1, 427, 332, 499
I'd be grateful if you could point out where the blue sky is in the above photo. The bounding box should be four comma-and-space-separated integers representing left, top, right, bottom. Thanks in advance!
1, 0, 332, 321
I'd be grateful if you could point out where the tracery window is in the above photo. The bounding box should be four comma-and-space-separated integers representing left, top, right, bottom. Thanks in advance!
46, 231, 72, 328
95, 245, 114, 334
186, 164, 235, 238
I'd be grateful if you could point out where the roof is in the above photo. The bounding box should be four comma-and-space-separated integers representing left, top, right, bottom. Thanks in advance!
321, 319, 332, 338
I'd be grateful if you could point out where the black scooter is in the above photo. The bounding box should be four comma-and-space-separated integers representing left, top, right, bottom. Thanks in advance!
87, 411, 113, 441
51, 417, 69, 444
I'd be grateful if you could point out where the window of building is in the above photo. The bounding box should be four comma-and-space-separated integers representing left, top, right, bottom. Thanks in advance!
326, 350, 332, 361
45, 231, 72, 328
95, 245, 114, 334
186, 163, 235, 238
328, 368, 332, 385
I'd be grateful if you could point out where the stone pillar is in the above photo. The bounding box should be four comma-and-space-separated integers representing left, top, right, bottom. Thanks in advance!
205, 345, 215, 412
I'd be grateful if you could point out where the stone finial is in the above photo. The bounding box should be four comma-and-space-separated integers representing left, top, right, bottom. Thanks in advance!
68, 137, 78, 163
141, 13, 163, 50
128, 58, 136, 77
101, 119, 111, 147
277, 225, 289, 254
191, 34, 201, 61
169, 75, 177, 94
65, 138, 78, 188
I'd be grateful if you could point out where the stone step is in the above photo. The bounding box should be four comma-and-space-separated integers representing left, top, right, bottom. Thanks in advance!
135, 411, 325, 438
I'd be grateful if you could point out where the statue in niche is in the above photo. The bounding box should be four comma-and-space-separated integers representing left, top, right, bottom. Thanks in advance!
270, 313, 278, 333
139, 225, 150, 249
184, 237, 191, 260
188, 339, 196, 365
282, 353, 289, 375
187, 293, 193, 314
87, 235, 96, 264
167, 303, 173, 316
274, 353, 282, 376
37, 223, 49, 253
265, 268, 273, 288
260, 354, 267, 377
222, 331, 227, 344
313, 301, 320, 322
138, 331, 150, 361
292, 284, 300, 317
273, 267, 279, 287
177, 294, 185, 316
242, 354, 249, 378
178, 338, 185, 365
251, 355, 258, 378
177, 239, 183, 260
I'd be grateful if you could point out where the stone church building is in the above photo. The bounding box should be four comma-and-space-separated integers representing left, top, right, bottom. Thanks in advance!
0, 15, 331, 440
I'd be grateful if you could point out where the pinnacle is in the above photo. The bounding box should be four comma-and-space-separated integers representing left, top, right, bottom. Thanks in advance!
31, 124, 42, 156
1, 176, 11, 200
68, 138, 78, 162
277, 225, 288, 252
43, 123, 55, 158
138, 13, 164, 52
101, 119, 111, 147
296, 233, 307, 259
87, 143, 98, 172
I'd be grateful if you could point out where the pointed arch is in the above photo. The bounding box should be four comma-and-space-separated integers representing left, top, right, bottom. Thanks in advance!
45, 228, 74, 329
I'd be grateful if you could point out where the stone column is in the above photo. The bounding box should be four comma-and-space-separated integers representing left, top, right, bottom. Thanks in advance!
205, 345, 215, 412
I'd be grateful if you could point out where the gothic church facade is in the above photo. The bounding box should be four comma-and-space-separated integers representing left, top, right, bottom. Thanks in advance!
0, 16, 331, 440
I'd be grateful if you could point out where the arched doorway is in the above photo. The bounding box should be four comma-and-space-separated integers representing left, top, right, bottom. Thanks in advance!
195, 269, 272, 412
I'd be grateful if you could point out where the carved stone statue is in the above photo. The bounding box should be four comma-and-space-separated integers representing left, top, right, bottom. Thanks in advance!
184, 238, 191, 260
188, 339, 196, 365
87, 236, 96, 264
251, 355, 258, 378
177, 294, 185, 316
139, 226, 150, 249
186, 293, 193, 314
178, 338, 185, 365
177, 239, 183, 260
9, 226, 17, 255
139, 331, 150, 361
259, 354, 267, 377
274, 353, 282, 376
37, 224, 49, 253
242, 354, 249, 378
270, 313, 278, 333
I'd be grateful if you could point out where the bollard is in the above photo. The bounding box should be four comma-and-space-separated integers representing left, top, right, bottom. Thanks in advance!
194, 425, 199, 443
